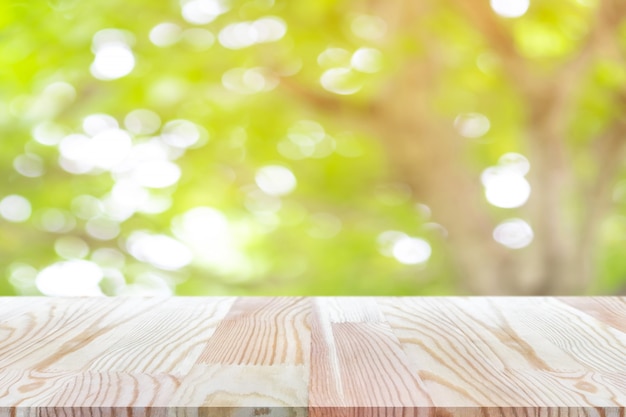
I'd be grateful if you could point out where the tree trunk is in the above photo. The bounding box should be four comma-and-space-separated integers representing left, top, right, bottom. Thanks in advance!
285, 0, 626, 295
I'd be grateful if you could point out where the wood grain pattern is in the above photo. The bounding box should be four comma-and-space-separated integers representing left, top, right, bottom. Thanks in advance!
1, 297, 626, 417
309, 297, 432, 417
197, 297, 309, 366
559, 297, 626, 334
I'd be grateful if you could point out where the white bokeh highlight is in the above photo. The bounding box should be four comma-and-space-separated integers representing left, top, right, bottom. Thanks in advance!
378, 231, 432, 265
493, 218, 534, 249
125, 109, 161, 135
172, 207, 250, 275
218, 17, 286, 50
181, 0, 229, 25
162, 119, 200, 148
36, 260, 104, 296
320, 68, 362, 95
255, 165, 297, 196
454, 113, 491, 138
351, 48, 383, 73
149, 23, 182, 47
91, 45, 135, 80
14, 154, 44, 178
90, 29, 136, 80
0, 195, 32, 223
127, 231, 192, 270
482, 153, 531, 209
490, 0, 530, 18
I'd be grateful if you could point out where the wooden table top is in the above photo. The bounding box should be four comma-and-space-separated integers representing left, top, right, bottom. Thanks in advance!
1, 297, 625, 417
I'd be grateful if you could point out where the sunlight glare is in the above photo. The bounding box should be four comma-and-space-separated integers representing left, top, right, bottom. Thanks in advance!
86, 217, 121, 240
482, 153, 531, 208
317, 48, 351, 68
91, 44, 135, 80
36, 260, 104, 296
14, 153, 44, 177
139, 194, 173, 214
149, 23, 182, 47
490, 0, 530, 18
90, 129, 133, 169
127, 231, 192, 270
222, 67, 278, 94
255, 165, 297, 196
219, 17, 286, 49
59, 128, 132, 172
0, 195, 32, 223
278, 120, 323, 159
282, 120, 335, 160
181, 0, 228, 25
320, 68, 362, 95
498, 152, 530, 176
102, 181, 149, 221
55, 236, 89, 259
493, 218, 534, 249
33, 122, 68, 146
392, 236, 432, 265
125, 109, 161, 135
251, 17, 287, 42
91, 248, 126, 269
71, 195, 104, 220
83, 114, 118, 136
173, 207, 230, 247
130, 160, 182, 188
162, 119, 200, 148
483, 170, 531, 208
8, 263, 38, 294
92, 28, 135, 52
39, 208, 76, 233
454, 113, 491, 138
378, 231, 432, 265
351, 48, 383, 73
171, 207, 252, 275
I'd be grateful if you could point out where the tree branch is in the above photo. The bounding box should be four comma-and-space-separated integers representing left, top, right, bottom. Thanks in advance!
277, 75, 377, 132
452, 0, 534, 91
549, 0, 626, 111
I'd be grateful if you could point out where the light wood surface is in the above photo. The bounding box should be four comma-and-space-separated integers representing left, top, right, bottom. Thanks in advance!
1, 297, 625, 417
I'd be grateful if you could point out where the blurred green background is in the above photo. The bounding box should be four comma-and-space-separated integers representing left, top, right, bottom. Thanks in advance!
1, 0, 626, 296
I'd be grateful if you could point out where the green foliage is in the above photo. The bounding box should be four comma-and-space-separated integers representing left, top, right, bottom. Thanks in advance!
0, 0, 623, 295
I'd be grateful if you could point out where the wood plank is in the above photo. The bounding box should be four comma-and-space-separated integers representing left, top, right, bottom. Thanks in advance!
0, 407, 171, 417
559, 297, 626, 335
503, 370, 626, 406
197, 297, 309, 366
170, 365, 307, 417
0, 358, 180, 412
379, 297, 544, 408
173, 297, 310, 417
309, 298, 432, 417
0, 298, 166, 371
44, 372, 180, 408
0, 369, 77, 407
0, 298, 53, 324
79, 297, 235, 375
0, 297, 625, 416
434, 407, 625, 417
485, 298, 626, 373
379, 297, 626, 408
315, 297, 386, 323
